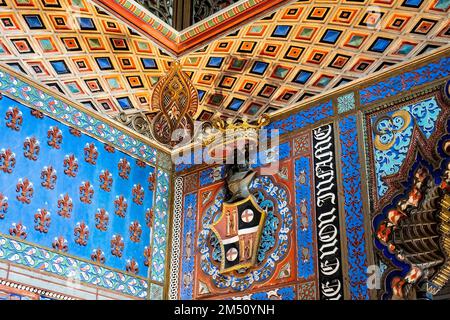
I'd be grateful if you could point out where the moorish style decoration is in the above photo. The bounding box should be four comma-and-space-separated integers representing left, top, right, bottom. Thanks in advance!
151, 61, 199, 147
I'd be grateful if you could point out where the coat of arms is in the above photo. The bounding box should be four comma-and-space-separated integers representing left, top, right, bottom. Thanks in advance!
210, 196, 266, 273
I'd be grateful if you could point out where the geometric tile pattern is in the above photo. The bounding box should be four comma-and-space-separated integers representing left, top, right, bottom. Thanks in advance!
0, 0, 169, 116
181, 0, 450, 122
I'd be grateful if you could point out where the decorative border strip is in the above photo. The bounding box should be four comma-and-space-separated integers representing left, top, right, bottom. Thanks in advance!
338, 115, 369, 300
0, 235, 148, 298
168, 177, 183, 300
0, 279, 75, 300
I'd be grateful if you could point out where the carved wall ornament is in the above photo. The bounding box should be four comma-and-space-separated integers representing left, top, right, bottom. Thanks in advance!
151, 61, 199, 147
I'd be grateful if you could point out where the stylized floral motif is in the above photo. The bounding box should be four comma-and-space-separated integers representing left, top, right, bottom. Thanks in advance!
47, 126, 63, 149
0, 148, 16, 174
148, 172, 156, 191
5, 107, 23, 131
9, 222, 27, 239
79, 181, 94, 204
40, 166, 57, 190
132, 184, 144, 205
95, 208, 109, 231
136, 160, 146, 168
63, 154, 78, 177
104, 144, 115, 153
16, 178, 34, 204
55, 193, 73, 219
129, 221, 142, 243
30, 109, 44, 119
91, 248, 105, 264
52, 236, 68, 252
111, 234, 124, 258
99, 170, 113, 192
144, 246, 151, 267
126, 259, 139, 274
34, 209, 51, 233
69, 127, 81, 137
118, 158, 131, 180
23, 137, 40, 161
84, 143, 99, 165
114, 195, 128, 218
74, 221, 89, 246
0, 193, 7, 219
145, 208, 154, 228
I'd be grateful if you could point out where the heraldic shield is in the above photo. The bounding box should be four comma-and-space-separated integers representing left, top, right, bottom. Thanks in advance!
210, 196, 266, 273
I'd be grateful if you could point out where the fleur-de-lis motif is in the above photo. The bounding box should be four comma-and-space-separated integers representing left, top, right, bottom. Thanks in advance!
40, 166, 57, 190
0, 148, 16, 174
145, 208, 154, 228
47, 126, 63, 149
16, 178, 34, 204
74, 221, 89, 246
30, 109, 44, 119
132, 184, 144, 205
148, 172, 156, 191
23, 137, 40, 161
84, 143, 99, 165
79, 181, 94, 204
95, 208, 109, 231
63, 154, 78, 178
104, 144, 115, 153
144, 246, 151, 267
91, 248, 105, 264
111, 234, 124, 258
34, 209, 51, 233
69, 128, 81, 137
126, 258, 139, 274
118, 158, 130, 180
9, 222, 27, 239
99, 170, 113, 192
136, 160, 146, 168
5, 107, 23, 131
52, 236, 68, 252
0, 193, 8, 219
57, 193, 73, 218
114, 195, 128, 218
129, 221, 142, 243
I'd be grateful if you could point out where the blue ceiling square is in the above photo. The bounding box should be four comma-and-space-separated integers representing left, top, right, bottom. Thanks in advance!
95, 57, 114, 70
368, 37, 393, 53
50, 60, 70, 74
117, 97, 134, 110
141, 58, 158, 70
206, 57, 224, 68
23, 15, 46, 29
250, 61, 269, 75
320, 29, 343, 44
293, 70, 313, 84
226, 98, 245, 111
271, 25, 292, 38
78, 17, 96, 30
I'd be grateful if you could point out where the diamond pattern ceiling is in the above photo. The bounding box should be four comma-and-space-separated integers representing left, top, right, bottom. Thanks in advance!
0, 0, 170, 115
0, 0, 449, 147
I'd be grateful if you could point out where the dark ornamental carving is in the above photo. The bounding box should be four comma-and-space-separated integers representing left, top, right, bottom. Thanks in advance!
151, 61, 198, 147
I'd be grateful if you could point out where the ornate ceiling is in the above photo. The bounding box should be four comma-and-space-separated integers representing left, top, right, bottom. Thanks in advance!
0, 0, 449, 147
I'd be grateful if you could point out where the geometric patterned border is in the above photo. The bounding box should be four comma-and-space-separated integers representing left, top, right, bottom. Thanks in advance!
0, 235, 148, 299
168, 177, 183, 300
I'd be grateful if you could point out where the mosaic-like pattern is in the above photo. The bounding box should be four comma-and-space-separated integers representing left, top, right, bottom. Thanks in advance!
150, 169, 170, 283
0, 95, 156, 278
182, 0, 449, 120
0, 0, 172, 116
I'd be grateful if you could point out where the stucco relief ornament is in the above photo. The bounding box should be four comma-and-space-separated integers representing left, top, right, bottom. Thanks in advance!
151, 61, 198, 147
206, 116, 270, 274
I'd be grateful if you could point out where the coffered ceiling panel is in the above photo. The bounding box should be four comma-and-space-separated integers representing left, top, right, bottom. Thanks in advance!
181, 0, 450, 122
0, 0, 170, 116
